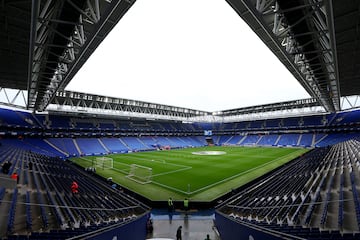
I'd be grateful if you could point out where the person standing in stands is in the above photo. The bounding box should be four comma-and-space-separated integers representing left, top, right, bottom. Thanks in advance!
183, 198, 189, 213
11, 172, 19, 184
168, 197, 174, 212
2, 161, 11, 174
176, 225, 182, 240
28, 161, 33, 171
204, 234, 211, 240
71, 181, 79, 195
146, 217, 153, 233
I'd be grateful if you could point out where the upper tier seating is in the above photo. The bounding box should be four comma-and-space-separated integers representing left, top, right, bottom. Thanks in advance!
48, 115, 72, 129
331, 109, 360, 125
2, 107, 360, 137
266, 119, 280, 128
282, 117, 300, 128
0, 108, 40, 128
302, 115, 326, 126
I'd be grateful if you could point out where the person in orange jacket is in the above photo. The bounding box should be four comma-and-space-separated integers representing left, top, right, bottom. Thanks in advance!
11, 172, 19, 184
71, 181, 79, 194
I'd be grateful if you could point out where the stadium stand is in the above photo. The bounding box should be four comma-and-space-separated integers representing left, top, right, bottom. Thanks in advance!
97, 121, 116, 130
257, 134, 279, 146
75, 138, 108, 155
226, 135, 244, 145
331, 110, 360, 126
46, 138, 80, 157
73, 119, 95, 130
302, 115, 326, 127
222, 122, 235, 130
164, 137, 189, 148
237, 121, 249, 130
212, 135, 221, 145
100, 137, 131, 153
117, 121, 131, 131
2, 106, 360, 239
0, 108, 39, 129
121, 137, 149, 151
277, 134, 300, 146
48, 115, 72, 129
249, 120, 264, 129
218, 135, 233, 145
2, 107, 360, 151
283, 117, 300, 129
216, 140, 360, 239
299, 133, 314, 147
266, 119, 281, 128
151, 122, 166, 131
240, 135, 261, 146
0, 142, 149, 239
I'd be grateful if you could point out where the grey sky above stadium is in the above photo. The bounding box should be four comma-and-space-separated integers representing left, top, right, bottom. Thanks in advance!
66, 0, 310, 112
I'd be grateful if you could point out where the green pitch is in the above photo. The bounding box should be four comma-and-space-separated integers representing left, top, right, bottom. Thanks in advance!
71, 146, 308, 201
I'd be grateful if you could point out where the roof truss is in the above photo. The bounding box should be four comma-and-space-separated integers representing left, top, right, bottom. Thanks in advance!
27, 0, 136, 111
226, 0, 340, 112
47, 90, 211, 120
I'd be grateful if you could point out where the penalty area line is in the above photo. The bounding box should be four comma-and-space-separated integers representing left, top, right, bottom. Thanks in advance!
75, 157, 188, 194
133, 157, 192, 169
151, 180, 190, 195
77, 156, 92, 164
152, 166, 192, 177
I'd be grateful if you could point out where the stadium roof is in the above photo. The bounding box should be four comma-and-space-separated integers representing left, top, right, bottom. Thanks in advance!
0, 0, 360, 115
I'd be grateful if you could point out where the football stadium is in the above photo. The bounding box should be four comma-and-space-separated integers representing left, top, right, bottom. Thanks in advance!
1, 0, 360, 240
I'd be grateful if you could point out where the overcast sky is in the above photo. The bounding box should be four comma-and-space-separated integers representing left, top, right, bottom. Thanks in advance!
66, 0, 309, 112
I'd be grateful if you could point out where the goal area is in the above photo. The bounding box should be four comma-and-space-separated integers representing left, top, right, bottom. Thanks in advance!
126, 164, 152, 184
93, 157, 113, 170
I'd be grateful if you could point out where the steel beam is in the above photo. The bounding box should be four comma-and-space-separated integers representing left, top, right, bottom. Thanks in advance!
27, 0, 40, 109
227, 0, 339, 112
323, 0, 341, 110
36, 0, 137, 111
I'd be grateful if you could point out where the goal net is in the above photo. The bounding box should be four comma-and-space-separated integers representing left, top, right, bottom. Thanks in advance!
93, 157, 113, 170
127, 164, 152, 184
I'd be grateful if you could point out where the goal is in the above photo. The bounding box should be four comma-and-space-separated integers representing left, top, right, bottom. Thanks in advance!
93, 157, 113, 170
127, 164, 152, 184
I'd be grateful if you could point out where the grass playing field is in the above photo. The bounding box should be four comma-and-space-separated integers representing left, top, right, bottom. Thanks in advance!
71, 146, 308, 201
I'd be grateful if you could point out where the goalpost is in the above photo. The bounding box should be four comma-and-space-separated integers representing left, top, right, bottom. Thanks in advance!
93, 157, 113, 170
126, 164, 152, 184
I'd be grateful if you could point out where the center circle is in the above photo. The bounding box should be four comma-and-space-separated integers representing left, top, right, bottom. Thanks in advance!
192, 151, 227, 156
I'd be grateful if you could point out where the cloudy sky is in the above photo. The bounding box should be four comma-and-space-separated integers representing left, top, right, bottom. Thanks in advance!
66, 0, 309, 112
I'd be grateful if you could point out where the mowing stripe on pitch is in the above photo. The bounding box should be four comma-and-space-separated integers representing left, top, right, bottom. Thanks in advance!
188, 149, 305, 195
